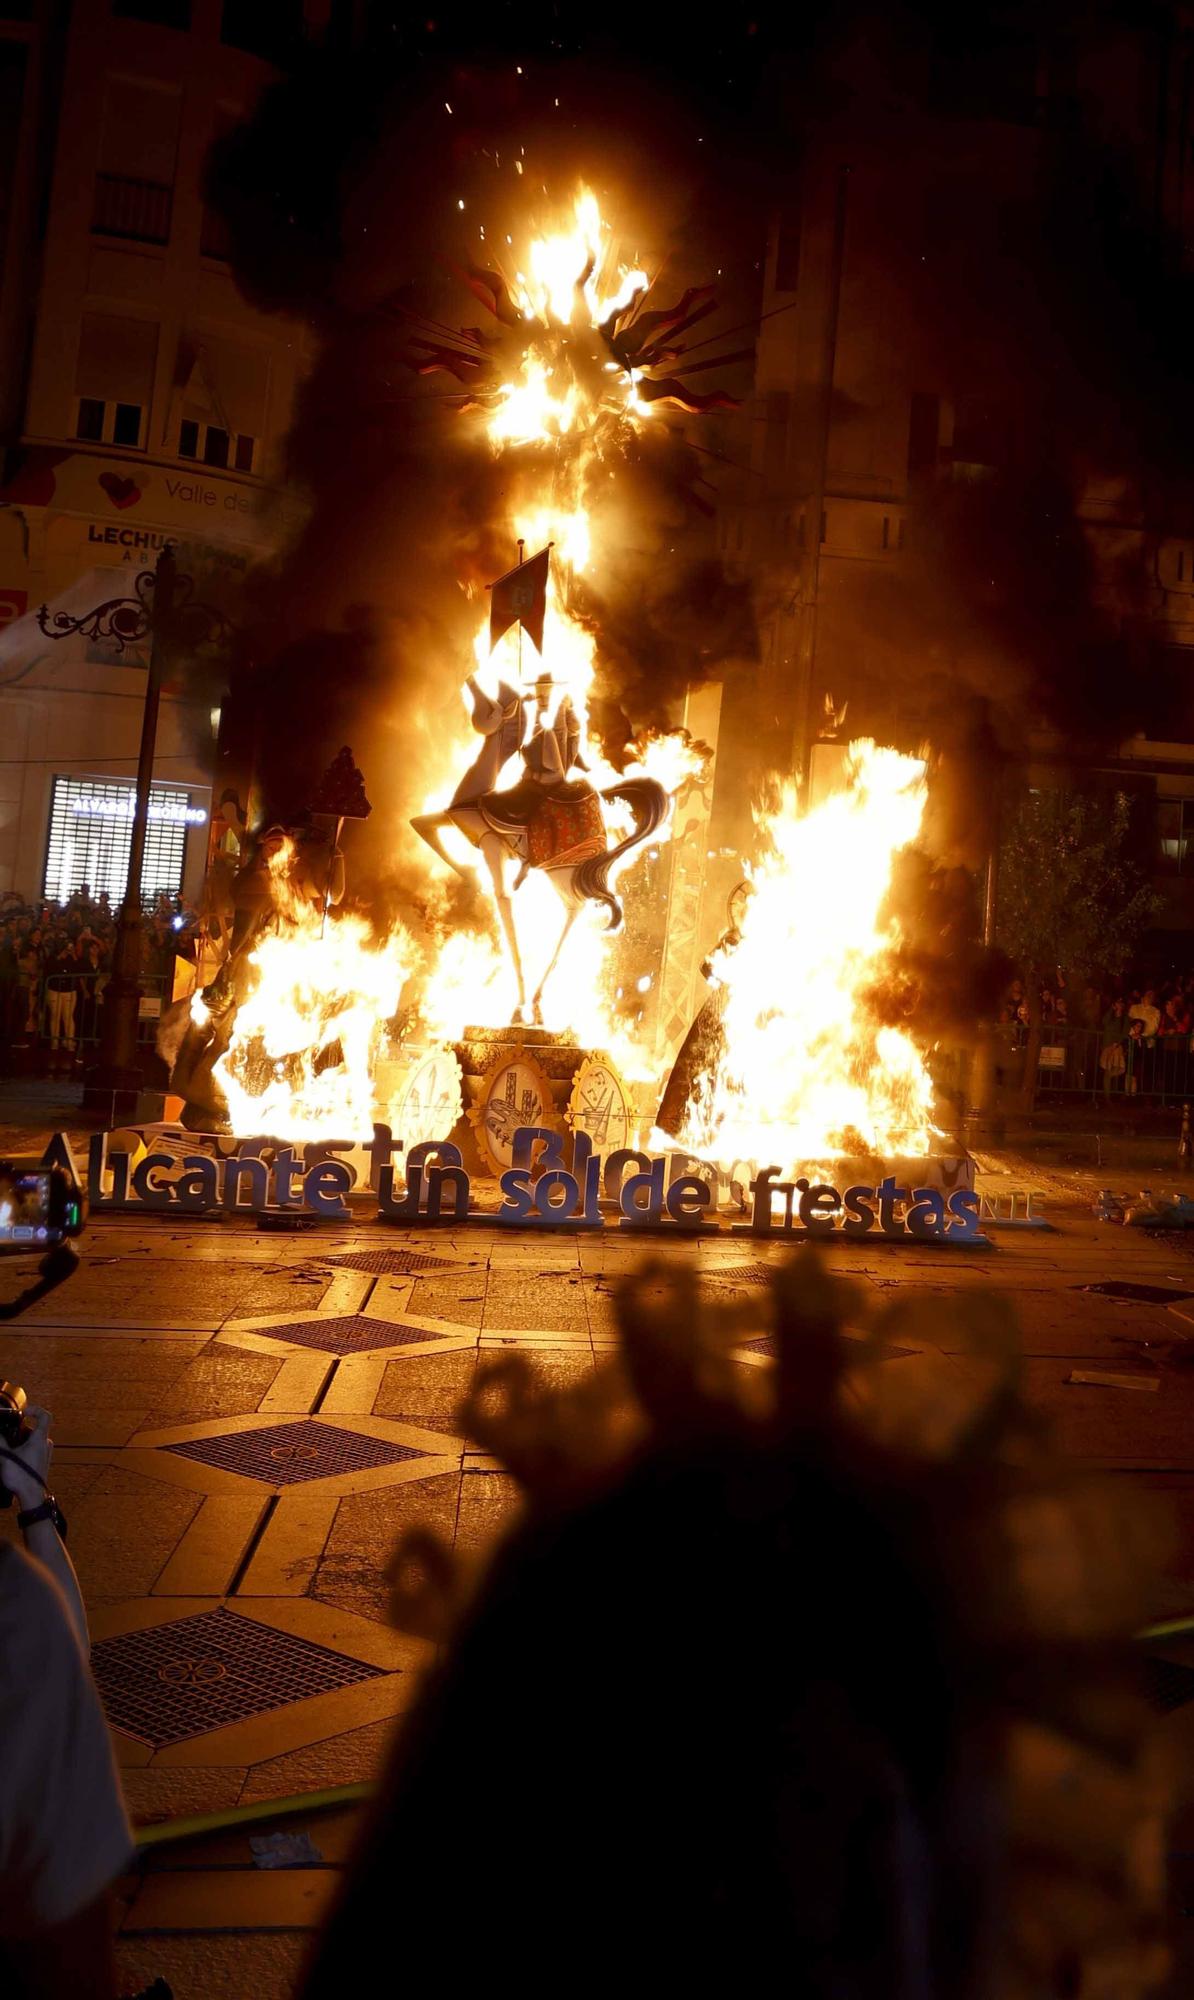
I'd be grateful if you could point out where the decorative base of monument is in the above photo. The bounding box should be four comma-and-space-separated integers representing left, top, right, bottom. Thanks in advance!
451, 1025, 638, 1179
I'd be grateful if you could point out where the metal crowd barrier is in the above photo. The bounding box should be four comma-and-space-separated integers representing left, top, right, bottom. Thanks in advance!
1000, 1022, 1194, 1104
0, 970, 170, 1058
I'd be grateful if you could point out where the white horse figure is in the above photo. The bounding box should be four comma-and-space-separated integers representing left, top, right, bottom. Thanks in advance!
412, 673, 667, 1025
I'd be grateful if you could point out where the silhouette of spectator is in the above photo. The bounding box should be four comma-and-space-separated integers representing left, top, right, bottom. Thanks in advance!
301, 1255, 1168, 2000
0, 1400, 130, 1994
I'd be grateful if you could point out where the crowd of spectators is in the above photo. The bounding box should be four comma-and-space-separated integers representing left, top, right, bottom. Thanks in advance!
0, 885, 194, 1071
996, 969, 1194, 1092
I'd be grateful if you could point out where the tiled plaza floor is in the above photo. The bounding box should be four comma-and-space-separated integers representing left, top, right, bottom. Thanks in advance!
5, 1132, 1194, 1992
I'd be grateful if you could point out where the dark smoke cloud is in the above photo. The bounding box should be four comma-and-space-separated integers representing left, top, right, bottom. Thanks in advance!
808, 3, 1194, 767
202, 4, 1194, 1056
205, 31, 770, 926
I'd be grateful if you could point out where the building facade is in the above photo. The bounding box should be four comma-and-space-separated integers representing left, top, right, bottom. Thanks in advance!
0, 0, 324, 908
717, 4, 1194, 966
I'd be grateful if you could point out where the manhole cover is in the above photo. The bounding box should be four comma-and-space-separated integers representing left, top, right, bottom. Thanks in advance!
1142, 1656, 1194, 1714
1081, 1282, 1194, 1304
165, 1419, 430, 1485
92, 1607, 382, 1748
704, 1263, 776, 1288
265, 1314, 452, 1356
326, 1249, 475, 1275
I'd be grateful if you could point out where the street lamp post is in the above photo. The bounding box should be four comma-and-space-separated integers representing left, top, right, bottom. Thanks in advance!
38, 544, 235, 1119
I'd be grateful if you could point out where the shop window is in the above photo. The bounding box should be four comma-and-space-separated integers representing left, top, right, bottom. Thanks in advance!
44, 776, 201, 908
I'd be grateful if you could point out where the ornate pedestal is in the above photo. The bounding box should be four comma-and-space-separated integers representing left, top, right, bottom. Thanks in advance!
452, 1025, 636, 1179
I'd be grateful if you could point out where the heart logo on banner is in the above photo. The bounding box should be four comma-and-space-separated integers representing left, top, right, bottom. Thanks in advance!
98, 472, 142, 510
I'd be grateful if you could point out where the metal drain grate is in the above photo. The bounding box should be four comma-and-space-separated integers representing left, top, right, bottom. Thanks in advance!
165, 1419, 430, 1485
1142, 1656, 1194, 1714
265, 1314, 451, 1356
326, 1249, 474, 1275
1081, 1282, 1194, 1304
738, 1335, 776, 1357
92, 1607, 382, 1748
705, 1263, 776, 1287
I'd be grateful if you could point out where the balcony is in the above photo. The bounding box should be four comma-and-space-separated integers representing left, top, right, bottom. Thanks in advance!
92, 173, 172, 247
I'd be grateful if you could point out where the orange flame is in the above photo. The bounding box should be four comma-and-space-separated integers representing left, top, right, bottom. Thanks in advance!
679, 742, 940, 1171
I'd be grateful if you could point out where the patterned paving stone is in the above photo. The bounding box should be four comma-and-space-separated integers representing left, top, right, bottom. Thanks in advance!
146, 1347, 284, 1421
375, 1350, 478, 1431
257, 1314, 453, 1356
313, 1472, 462, 1624
164, 1419, 430, 1486
92, 1606, 382, 1748
483, 1273, 588, 1331
406, 1273, 486, 1326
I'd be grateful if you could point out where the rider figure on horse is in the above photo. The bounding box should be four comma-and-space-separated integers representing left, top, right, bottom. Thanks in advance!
412, 666, 667, 1026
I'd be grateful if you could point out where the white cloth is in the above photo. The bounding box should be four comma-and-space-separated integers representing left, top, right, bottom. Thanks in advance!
0, 1543, 131, 1935
1128, 1002, 1161, 1037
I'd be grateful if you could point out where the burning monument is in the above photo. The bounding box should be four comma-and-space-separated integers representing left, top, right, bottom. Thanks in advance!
168, 186, 952, 1208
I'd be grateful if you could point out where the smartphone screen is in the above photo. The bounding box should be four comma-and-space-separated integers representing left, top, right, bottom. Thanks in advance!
0, 1169, 55, 1249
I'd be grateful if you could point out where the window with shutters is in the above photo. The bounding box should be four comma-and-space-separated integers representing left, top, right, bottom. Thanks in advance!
93, 77, 179, 246
174, 334, 267, 475
74, 315, 157, 450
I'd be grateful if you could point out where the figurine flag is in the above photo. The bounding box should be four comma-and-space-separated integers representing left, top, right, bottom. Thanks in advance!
488, 545, 550, 655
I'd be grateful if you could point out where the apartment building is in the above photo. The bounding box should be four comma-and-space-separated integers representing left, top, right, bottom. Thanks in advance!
717, 5, 1194, 958
0, 0, 323, 906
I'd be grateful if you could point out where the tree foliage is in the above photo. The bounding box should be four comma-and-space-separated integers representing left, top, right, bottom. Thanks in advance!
996, 788, 1160, 985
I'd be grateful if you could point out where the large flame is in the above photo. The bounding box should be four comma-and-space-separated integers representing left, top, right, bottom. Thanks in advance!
205, 190, 941, 1177
679, 742, 940, 1172
209, 840, 415, 1141
414, 186, 696, 1057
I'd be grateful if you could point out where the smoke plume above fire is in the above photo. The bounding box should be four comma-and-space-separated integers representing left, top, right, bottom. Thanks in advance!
205, 53, 761, 909
185, 5, 1194, 1161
